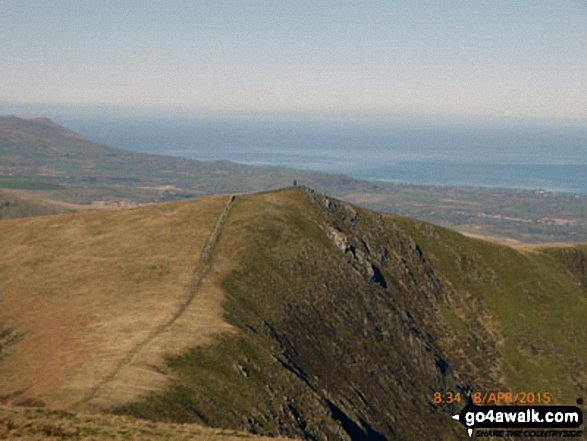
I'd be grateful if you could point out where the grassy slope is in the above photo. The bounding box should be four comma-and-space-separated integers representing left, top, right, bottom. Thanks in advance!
0, 405, 296, 441
115, 189, 587, 440
390, 216, 587, 401
0, 194, 230, 410
0, 188, 79, 219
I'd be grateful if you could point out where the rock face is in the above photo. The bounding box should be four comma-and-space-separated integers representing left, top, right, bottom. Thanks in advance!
116, 188, 586, 440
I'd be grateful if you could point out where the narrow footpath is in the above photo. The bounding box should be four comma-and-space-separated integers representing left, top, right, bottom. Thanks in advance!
72, 194, 236, 410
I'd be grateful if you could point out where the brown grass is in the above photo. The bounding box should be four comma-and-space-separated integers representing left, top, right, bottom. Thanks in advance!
510, 241, 586, 252
460, 229, 586, 252
1, 188, 147, 212
0, 195, 231, 411
459, 230, 526, 247
0, 188, 83, 219
0, 405, 297, 440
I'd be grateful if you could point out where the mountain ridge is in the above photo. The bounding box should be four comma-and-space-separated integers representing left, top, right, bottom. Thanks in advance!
113, 188, 586, 440
0, 187, 585, 439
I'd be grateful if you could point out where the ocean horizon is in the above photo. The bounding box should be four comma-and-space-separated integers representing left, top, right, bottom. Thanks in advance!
58, 114, 587, 194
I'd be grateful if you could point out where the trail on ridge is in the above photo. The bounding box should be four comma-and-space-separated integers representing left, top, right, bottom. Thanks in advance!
74, 195, 236, 411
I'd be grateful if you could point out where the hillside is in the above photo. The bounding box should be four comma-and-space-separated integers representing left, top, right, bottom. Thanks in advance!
0, 194, 232, 411
2, 115, 586, 243
0, 405, 296, 441
0, 188, 83, 220
1, 188, 585, 440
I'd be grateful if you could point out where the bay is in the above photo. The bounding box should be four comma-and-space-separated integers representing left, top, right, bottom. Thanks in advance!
59, 115, 587, 194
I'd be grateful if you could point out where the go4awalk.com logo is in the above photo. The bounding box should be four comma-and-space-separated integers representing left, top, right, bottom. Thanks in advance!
451, 399, 583, 438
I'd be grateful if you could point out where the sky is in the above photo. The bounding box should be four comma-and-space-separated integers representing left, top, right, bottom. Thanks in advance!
1, 0, 587, 120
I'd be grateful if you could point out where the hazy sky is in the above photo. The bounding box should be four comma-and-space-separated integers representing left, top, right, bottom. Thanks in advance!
1, 0, 586, 119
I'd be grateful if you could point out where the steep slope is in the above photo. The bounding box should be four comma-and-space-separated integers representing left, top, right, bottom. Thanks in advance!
112, 188, 586, 440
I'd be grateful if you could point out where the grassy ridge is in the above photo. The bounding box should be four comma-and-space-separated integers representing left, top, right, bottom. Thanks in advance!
113, 189, 586, 439
0, 186, 585, 438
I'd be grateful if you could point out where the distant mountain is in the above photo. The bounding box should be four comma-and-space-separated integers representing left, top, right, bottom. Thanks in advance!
0, 115, 90, 142
1, 115, 586, 243
1, 188, 585, 440
0, 115, 363, 201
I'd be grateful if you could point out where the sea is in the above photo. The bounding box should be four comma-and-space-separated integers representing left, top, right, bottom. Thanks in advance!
58, 114, 587, 194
